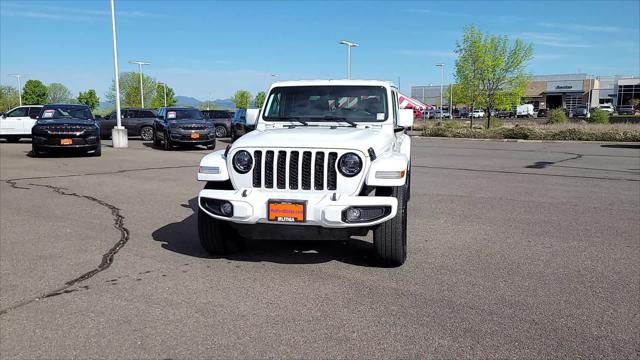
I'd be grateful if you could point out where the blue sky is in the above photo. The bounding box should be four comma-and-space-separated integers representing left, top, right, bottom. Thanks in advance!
1, 0, 638, 101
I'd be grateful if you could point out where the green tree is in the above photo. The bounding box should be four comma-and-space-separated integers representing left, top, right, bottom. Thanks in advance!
231, 90, 252, 109
46, 83, 71, 103
77, 89, 100, 111
150, 84, 177, 108
254, 91, 266, 108
105, 71, 157, 107
0, 85, 20, 112
22, 80, 48, 105
455, 24, 533, 128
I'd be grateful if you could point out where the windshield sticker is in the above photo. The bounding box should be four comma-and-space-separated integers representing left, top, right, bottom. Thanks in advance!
167, 111, 176, 119
376, 113, 385, 120
42, 110, 55, 118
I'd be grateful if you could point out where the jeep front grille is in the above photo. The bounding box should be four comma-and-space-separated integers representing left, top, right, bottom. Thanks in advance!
251, 150, 338, 191
40, 125, 93, 134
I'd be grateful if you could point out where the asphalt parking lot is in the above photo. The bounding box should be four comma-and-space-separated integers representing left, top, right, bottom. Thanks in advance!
0, 137, 638, 359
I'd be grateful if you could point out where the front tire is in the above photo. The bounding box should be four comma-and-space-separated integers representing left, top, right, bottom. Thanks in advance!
6, 136, 20, 143
91, 142, 102, 157
31, 143, 41, 157
163, 132, 172, 151
198, 208, 241, 255
373, 186, 408, 267
140, 126, 154, 141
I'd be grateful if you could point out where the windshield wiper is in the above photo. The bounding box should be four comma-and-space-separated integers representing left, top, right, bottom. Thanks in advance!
322, 116, 357, 127
275, 116, 308, 126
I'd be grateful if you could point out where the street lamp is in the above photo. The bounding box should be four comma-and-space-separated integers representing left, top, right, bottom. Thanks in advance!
339, 40, 359, 79
158, 82, 167, 107
110, 0, 127, 148
8, 74, 25, 106
129, 60, 151, 108
436, 63, 444, 119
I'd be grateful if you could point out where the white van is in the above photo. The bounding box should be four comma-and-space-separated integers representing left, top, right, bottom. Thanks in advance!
516, 104, 534, 118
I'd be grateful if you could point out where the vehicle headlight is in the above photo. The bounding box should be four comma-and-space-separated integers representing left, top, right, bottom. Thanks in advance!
232, 150, 253, 174
338, 152, 362, 177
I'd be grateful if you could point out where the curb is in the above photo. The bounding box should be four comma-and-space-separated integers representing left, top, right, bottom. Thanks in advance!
410, 136, 640, 145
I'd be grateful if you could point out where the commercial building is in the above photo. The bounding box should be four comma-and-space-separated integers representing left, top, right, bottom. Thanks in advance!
411, 73, 640, 111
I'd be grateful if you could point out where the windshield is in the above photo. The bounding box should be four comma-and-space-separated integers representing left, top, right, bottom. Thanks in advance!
263, 85, 388, 123
40, 106, 92, 120
167, 109, 204, 120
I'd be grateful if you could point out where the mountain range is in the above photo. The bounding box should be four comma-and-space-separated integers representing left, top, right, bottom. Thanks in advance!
98, 96, 236, 110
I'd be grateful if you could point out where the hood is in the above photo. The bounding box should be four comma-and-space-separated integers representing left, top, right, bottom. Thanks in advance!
170, 119, 208, 126
36, 119, 96, 126
232, 126, 394, 155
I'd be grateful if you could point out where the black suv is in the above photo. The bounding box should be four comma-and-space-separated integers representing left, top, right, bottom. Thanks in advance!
201, 109, 233, 138
153, 107, 215, 150
230, 109, 256, 141
98, 108, 157, 141
31, 104, 101, 157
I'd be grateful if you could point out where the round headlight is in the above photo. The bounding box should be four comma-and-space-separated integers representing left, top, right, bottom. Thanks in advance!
232, 150, 253, 174
338, 152, 362, 177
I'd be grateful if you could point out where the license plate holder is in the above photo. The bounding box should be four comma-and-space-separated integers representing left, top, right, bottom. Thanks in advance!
60, 138, 73, 145
268, 200, 306, 223
191, 133, 200, 139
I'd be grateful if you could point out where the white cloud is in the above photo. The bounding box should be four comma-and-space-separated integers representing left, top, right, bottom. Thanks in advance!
534, 53, 566, 60
519, 32, 593, 48
538, 22, 623, 33
0, 2, 161, 21
398, 49, 457, 57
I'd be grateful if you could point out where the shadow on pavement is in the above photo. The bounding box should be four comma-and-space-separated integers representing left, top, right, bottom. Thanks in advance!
141, 142, 212, 151
152, 198, 379, 267
600, 144, 640, 149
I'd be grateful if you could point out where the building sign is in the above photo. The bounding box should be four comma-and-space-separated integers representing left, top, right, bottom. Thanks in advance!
547, 80, 583, 92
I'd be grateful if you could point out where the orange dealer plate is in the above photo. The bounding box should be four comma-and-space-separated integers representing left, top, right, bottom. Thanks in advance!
268, 200, 306, 223
60, 138, 73, 145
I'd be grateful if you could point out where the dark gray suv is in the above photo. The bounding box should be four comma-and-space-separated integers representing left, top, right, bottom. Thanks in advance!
98, 108, 157, 141
201, 110, 233, 138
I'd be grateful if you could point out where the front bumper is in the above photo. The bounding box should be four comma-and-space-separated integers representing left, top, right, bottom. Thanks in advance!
198, 189, 398, 228
170, 131, 215, 144
33, 135, 99, 149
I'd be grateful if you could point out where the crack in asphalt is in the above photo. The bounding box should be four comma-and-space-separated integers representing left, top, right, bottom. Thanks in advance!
1, 164, 197, 183
0, 181, 130, 316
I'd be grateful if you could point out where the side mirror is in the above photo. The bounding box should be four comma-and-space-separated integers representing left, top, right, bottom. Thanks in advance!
245, 108, 260, 126
397, 109, 414, 128
30, 114, 38, 119
104, 115, 110, 120
94, 115, 103, 120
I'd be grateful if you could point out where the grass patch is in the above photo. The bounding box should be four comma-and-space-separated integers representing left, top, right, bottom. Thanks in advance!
423, 123, 640, 142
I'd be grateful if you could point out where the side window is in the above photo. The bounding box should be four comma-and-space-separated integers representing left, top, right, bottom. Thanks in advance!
392, 91, 398, 123
7, 107, 29, 117
142, 111, 155, 118
28, 107, 41, 117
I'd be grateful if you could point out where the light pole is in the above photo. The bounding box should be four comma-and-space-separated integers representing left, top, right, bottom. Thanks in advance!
8, 74, 25, 106
110, 0, 127, 148
129, 60, 150, 108
158, 82, 167, 107
339, 40, 359, 79
436, 63, 444, 119
449, 83, 453, 119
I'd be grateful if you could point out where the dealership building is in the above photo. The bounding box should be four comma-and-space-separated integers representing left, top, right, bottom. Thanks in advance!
411, 73, 640, 110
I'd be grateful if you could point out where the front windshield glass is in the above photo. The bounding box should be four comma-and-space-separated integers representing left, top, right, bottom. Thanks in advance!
167, 109, 204, 120
41, 106, 92, 120
263, 85, 388, 122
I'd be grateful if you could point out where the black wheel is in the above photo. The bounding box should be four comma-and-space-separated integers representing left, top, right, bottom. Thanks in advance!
230, 129, 236, 142
373, 186, 408, 267
153, 130, 162, 147
31, 143, 41, 157
91, 142, 102, 157
198, 207, 241, 255
163, 132, 172, 151
140, 126, 154, 141
206, 142, 215, 150
215, 126, 227, 138
6, 136, 20, 143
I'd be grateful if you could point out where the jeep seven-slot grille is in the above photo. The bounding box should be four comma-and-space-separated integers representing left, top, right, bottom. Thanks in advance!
251, 150, 338, 191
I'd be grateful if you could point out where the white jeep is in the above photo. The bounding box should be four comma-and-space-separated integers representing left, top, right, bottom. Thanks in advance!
196, 80, 412, 266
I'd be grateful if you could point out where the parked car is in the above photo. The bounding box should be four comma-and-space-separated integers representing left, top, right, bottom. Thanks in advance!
31, 104, 101, 157
0, 105, 43, 142
471, 109, 485, 118
516, 104, 535, 118
459, 109, 470, 118
617, 105, 637, 115
230, 109, 257, 141
598, 104, 615, 114
497, 109, 515, 118
98, 108, 157, 141
197, 79, 413, 266
153, 107, 215, 150
572, 105, 591, 118
201, 109, 234, 138
537, 108, 549, 117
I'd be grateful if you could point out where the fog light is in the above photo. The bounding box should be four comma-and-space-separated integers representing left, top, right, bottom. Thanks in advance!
345, 208, 361, 222
220, 202, 233, 216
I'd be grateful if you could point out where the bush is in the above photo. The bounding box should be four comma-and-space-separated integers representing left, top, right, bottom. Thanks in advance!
547, 109, 567, 124
488, 117, 502, 128
589, 109, 609, 124
502, 126, 543, 140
